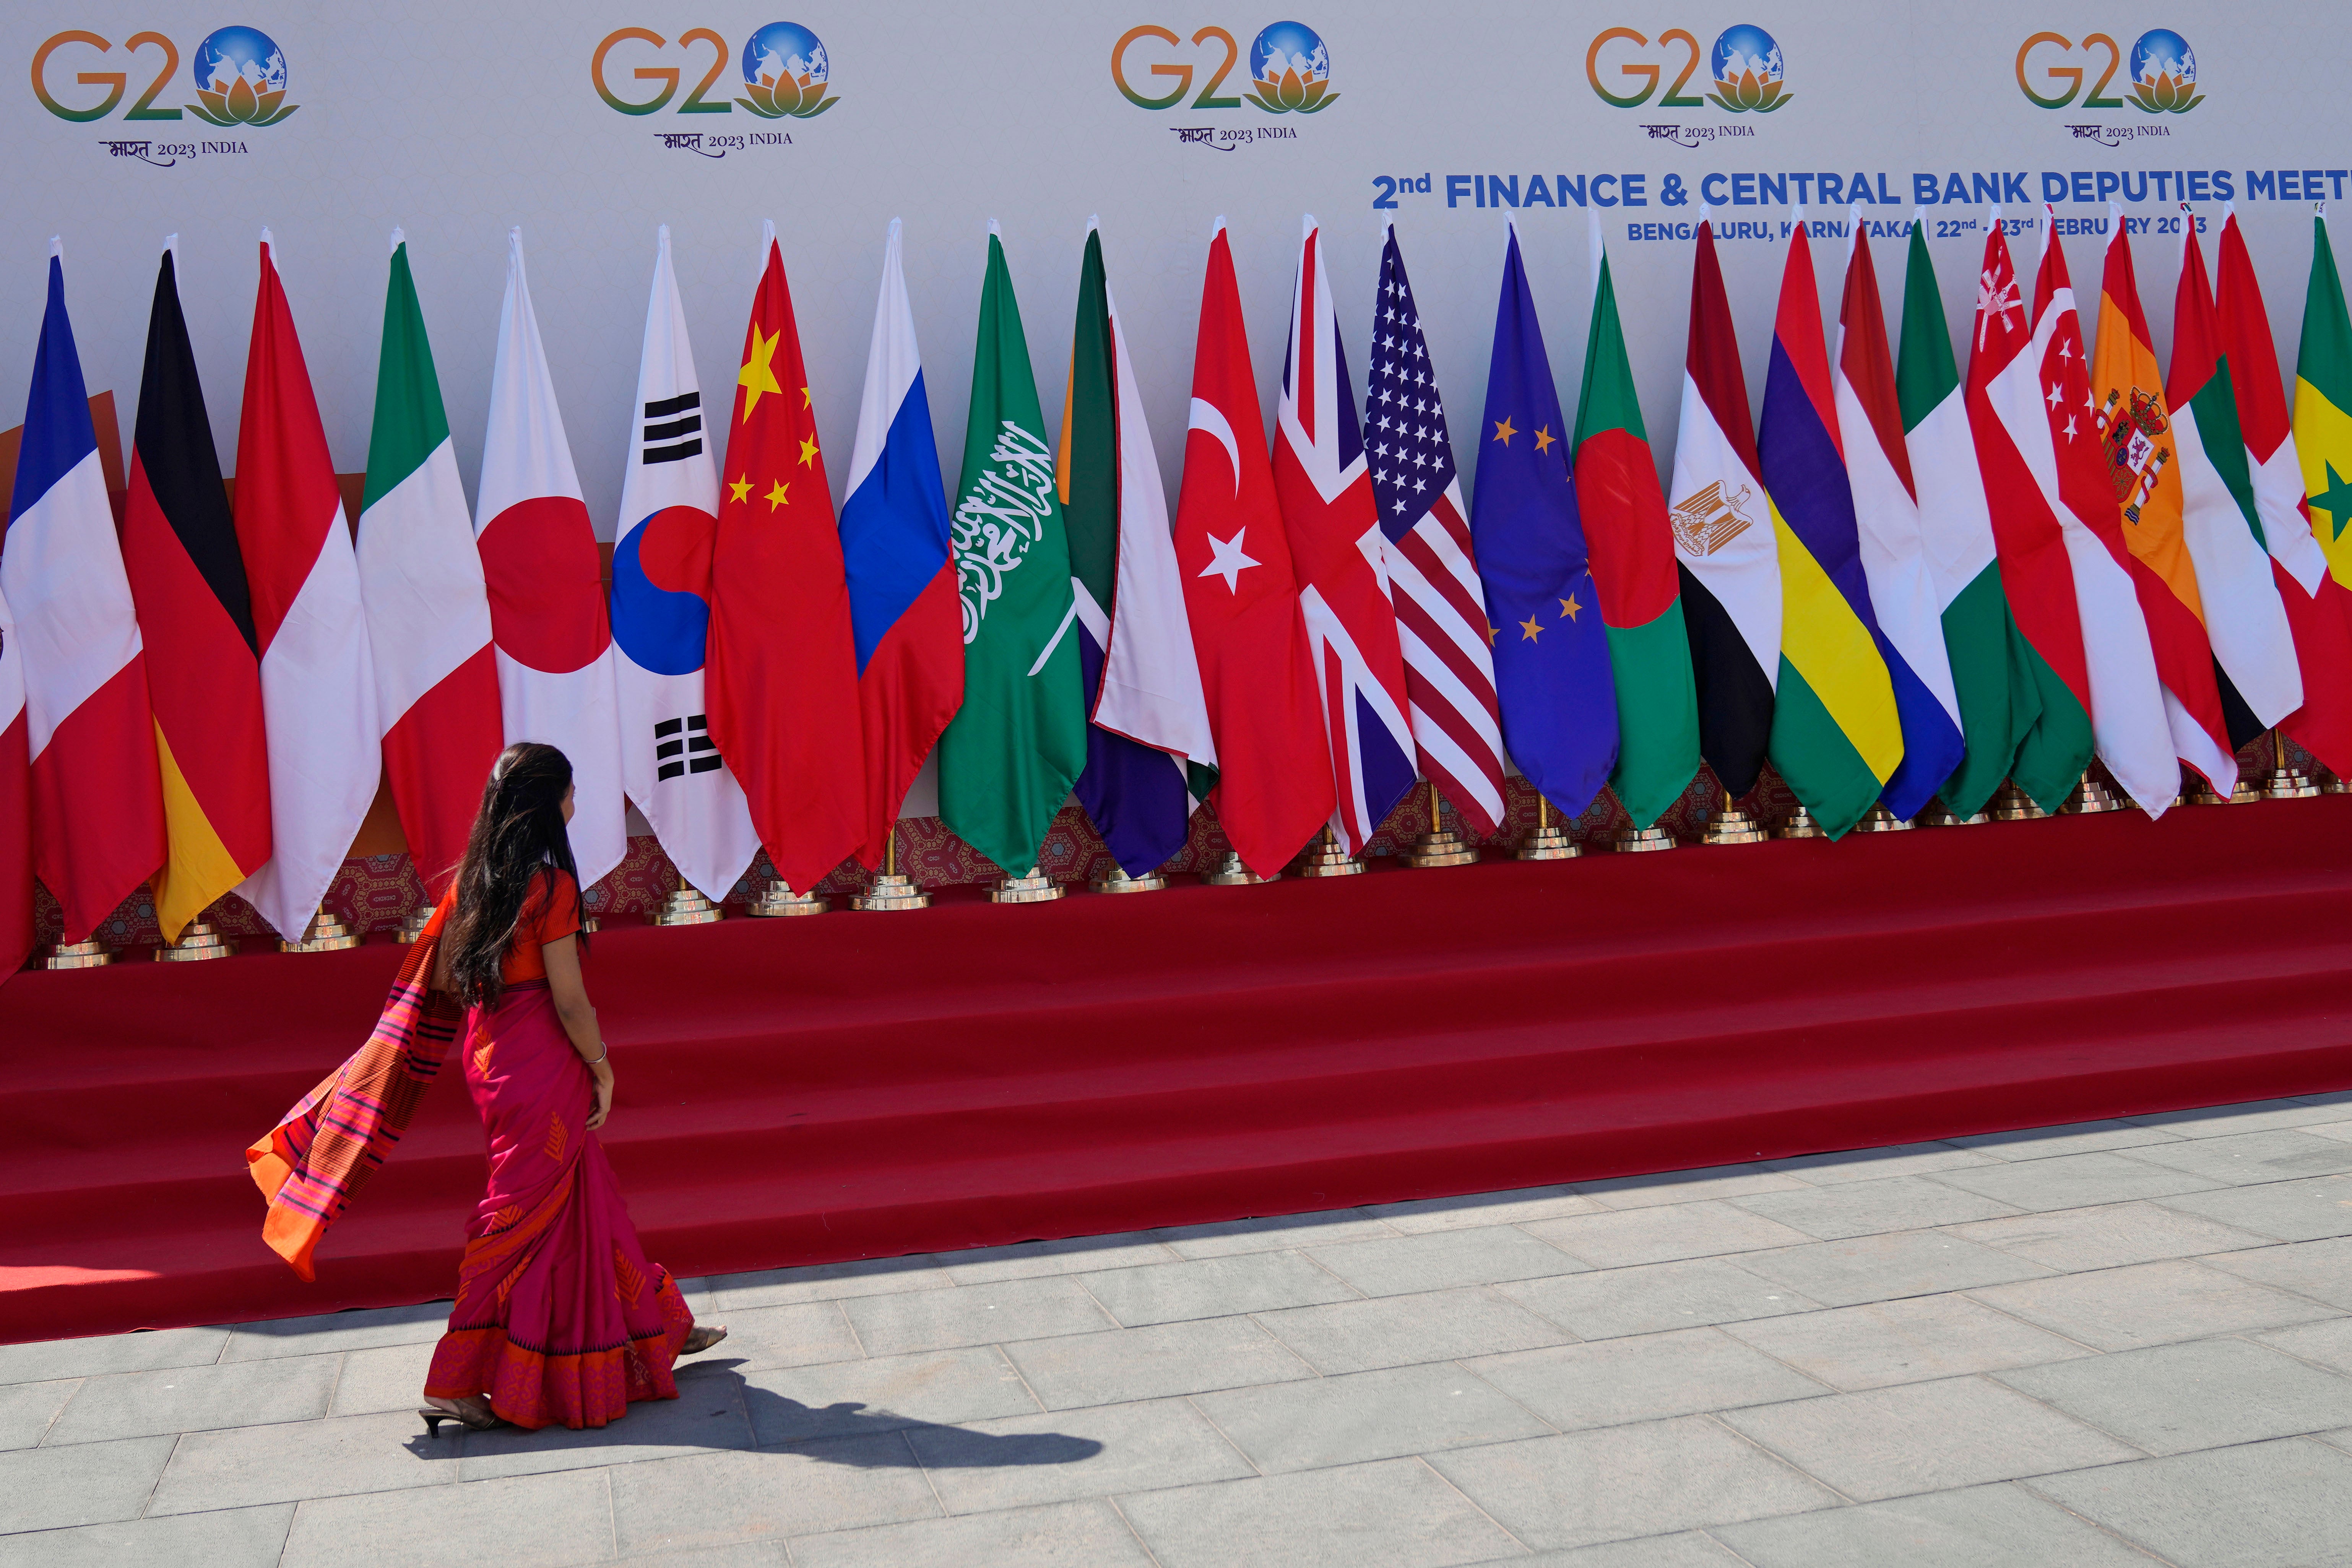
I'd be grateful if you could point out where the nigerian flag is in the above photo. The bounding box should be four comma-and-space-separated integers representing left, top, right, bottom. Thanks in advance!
1896, 217, 2041, 817
1572, 218, 1700, 826
936, 227, 1087, 874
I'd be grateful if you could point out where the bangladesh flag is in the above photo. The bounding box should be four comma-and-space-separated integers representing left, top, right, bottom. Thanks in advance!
936, 228, 1088, 876
1894, 219, 2042, 816
1572, 221, 1699, 827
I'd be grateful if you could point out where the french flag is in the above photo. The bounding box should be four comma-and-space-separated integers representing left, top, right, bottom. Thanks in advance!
837, 219, 964, 866
2, 245, 165, 943
0, 582, 32, 977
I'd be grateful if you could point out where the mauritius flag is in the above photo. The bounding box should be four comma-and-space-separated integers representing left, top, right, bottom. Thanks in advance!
1758, 218, 1904, 836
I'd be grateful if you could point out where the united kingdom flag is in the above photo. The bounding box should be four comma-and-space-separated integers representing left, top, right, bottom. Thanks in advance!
1365, 225, 1507, 834
1273, 217, 1416, 853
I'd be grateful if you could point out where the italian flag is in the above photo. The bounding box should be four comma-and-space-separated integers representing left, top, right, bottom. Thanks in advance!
356, 231, 504, 892
1896, 213, 2041, 817
1572, 216, 1699, 827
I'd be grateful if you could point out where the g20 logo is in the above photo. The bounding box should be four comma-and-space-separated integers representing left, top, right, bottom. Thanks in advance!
1587, 24, 1791, 113
591, 21, 840, 117
32, 25, 299, 126
1113, 21, 1337, 114
2016, 28, 2203, 114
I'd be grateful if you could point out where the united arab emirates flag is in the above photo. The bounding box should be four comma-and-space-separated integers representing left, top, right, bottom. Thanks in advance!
1573, 218, 1698, 827
936, 228, 1087, 876
1895, 217, 2040, 816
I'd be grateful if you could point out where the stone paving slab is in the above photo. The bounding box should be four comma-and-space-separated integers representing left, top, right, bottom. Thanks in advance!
3, 1094, 2351, 1565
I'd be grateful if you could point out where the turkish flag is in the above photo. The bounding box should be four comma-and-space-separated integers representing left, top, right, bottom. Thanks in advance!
1171, 225, 1334, 876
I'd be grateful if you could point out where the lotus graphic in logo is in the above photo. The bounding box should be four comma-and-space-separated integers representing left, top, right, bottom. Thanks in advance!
1707, 24, 1790, 113
736, 22, 837, 118
1244, 21, 1337, 114
187, 26, 296, 127
2127, 29, 2201, 114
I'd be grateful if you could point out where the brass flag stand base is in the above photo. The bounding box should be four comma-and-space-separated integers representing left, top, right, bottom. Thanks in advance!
1200, 851, 1275, 885
853, 827, 930, 911
748, 881, 828, 916
280, 912, 362, 953
2322, 771, 2350, 795
398, 906, 432, 944
1404, 785, 1479, 868
2229, 776, 2263, 804
990, 867, 1063, 904
1853, 804, 1913, 833
1775, 806, 1828, 839
1990, 784, 2048, 820
1917, 801, 1988, 826
2179, 774, 2229, 805
650, 888, 724, 925
2060, 778, 2123, 814
154, 920, 233, 962
1515, 795, 1579, 859
2264, 732, 2321, 799
1089, 864, 1166, 893
43, 939, 112, 970
1293, 827, 1365, 877
1703, 794, 1768, 845
1614, 825, 1676, 852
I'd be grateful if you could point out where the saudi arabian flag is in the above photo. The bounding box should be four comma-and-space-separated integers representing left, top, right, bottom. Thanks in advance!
2295, 212, 2352, 593
936, 227, 1088, 875
1895, 217, 2042, 817
1572, 218, 1700, 826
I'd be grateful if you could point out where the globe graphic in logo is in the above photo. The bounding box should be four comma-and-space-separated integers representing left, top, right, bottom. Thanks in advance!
737, 22, 837, 117
1246, 21, 1337, 113
187, 25, 297, 126
2126, 28, 2202, 112
1708, 24, 1790, 112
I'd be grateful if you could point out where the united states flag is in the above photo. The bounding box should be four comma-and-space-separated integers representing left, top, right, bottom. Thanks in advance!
1366, 227, 1507, 832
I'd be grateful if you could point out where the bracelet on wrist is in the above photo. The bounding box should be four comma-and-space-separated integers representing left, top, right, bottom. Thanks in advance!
583, 1044, 608, 1066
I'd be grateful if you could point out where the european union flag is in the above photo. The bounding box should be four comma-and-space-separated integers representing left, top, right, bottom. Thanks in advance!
1469, 227, 1620, 817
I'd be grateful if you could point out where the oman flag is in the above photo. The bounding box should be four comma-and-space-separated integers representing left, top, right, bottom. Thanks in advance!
2168, 218, 2302, 744
2087, 212, 2238, 792
3, 245, 164, 942
0, 583, 29, 978
356, 231, 503, 894
231, 232, 381, 939
1173, 221, 1333, 877
2214, 207, 2352, 778
707, 223, 862, 894
1573, 215, 1698, 827
119, 239, 271, 938
1963, 218, 2098, 810
474, 231, 626, 889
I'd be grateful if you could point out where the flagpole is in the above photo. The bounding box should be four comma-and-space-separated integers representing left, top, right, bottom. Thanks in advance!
852, 818, 931, 910
1515, 786, 1578, 860
2265, 727, 2320, 798
1405, 778, 1477, 868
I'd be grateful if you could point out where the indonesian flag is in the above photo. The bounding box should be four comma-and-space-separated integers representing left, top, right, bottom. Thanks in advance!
705, 224, 862, 894
2168, 216, 2303, 740
1277, 216, 1415, 854
0, 582, 31, 978
1173, 221, 1334, 876
231, 232, 381, 938
2087, 210, 2238, 791
2214, 205, 2352, 777
2, 246, 164, 942
474, 230, 627, 889
357, 231, 503, 894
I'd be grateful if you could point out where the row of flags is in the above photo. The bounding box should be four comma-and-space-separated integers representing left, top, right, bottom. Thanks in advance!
7, 205, 2352, 977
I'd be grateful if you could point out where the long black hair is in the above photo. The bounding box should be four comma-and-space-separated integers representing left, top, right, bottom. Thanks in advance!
445, 741, 584, 1010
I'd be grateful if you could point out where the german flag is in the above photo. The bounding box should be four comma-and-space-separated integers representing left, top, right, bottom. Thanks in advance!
119, 242, 270, 939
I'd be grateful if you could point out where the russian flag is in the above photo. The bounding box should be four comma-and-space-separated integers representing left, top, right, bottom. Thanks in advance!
838, 220, 964, 866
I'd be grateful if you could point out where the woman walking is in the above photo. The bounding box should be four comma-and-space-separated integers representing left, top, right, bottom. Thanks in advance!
250, 743, 723, 1434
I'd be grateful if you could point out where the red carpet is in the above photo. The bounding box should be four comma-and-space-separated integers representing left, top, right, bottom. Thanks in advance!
3, 797, 2349, 1344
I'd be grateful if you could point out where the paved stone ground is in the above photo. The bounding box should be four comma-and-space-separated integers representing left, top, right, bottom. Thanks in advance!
5, 1094, 2352, 1566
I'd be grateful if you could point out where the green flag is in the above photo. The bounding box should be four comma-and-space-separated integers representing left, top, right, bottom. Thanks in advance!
1894, 221, 2050, 815
936, 230, 1088, 874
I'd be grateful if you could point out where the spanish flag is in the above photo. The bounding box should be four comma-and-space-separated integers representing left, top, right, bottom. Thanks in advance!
117, 240, 271, 940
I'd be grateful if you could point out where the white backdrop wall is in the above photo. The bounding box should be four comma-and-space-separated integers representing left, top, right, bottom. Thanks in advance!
1, 5, 2334, 542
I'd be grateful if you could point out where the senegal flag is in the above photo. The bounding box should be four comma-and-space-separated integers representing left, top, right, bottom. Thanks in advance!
2301, 211, 2352, 593
1572, 216, 1698, 827
936, 227, 1087, 876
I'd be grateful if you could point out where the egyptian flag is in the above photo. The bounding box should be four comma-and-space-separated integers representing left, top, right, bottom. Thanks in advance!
356, 231, 503, 895
4, 245, 166, 942
1173, 221, 1334, 876
2087, 212, 2238, 791
1668, 214, 1779, 798
119, 239, 270, 938
0, 584, 30, 978
2215, 207, 2352, 778
2168, 218, 2303, 742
